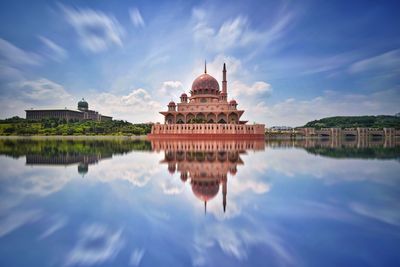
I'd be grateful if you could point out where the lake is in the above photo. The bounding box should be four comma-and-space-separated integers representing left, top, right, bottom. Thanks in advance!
0, 137, 399, 267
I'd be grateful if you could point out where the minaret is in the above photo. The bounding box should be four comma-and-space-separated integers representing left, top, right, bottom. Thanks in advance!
221, 63, 227, 101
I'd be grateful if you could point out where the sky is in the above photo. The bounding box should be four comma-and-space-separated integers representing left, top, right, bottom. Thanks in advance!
0, 0, 399, 126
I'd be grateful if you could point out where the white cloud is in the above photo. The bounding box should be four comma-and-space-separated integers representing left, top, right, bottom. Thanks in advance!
66, 223, 124, 266
92, 88, 162, 122
230, 81, 272, 97
247, 89, 400, 126
129, 8, 145, 28
18, 78, 72, 102
0, 38, 42, 66
158, 81, 184, 99
62, 5, 124, 53
38, 36, 68, 62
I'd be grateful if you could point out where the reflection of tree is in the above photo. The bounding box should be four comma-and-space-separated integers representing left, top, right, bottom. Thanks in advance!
305, 147, 400, 160
0, 138, 152, 175
265, 139, 400, 160
0, 138, 152, 158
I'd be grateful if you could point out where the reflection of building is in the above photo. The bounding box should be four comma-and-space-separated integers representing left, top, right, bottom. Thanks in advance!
149, 63, 265, 138
155, 139, 265, 213
26, 153, 111, 175
25, 99, 112, 121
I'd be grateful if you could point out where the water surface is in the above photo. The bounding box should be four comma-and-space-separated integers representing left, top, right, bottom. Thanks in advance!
0, 137, 399, 267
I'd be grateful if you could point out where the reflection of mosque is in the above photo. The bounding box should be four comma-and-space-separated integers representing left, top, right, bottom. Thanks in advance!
154, 139, 265, 213
26, 153, 111, 176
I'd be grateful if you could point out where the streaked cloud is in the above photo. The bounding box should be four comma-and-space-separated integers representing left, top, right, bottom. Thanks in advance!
0, 38, 42, 66
0, 209, 42, 237
349, 49, 400, 74
130, 248, 145, 266
38, 36, 68, 62
129, 8, 145, 28
61, 5, 125, 53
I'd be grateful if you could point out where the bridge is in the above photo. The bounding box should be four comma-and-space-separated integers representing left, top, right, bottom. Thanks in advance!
297, 127, 399, 138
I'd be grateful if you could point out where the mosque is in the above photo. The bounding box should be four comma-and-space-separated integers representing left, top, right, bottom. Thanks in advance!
149, 63, 265, 138
25, 99, 112, 121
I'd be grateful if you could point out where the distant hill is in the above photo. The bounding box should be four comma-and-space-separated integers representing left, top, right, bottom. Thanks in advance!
303, 115, 400, 129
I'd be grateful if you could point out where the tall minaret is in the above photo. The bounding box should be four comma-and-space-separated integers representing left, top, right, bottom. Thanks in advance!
221, 63, 227, 101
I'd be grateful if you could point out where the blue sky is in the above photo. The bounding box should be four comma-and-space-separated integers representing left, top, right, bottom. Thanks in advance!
0, 0, 399, 126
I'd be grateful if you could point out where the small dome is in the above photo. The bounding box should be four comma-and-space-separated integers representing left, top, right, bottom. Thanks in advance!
168, 101, 176, 106
191, 73, 220, 94
181, 93, 187, 97
229, 99, 237, 105
78, 98, 88, 110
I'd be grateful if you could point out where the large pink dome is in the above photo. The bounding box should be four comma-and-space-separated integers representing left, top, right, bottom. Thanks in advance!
191, 73, 220, 94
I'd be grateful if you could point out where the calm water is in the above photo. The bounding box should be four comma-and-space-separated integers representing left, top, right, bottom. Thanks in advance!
0, 137, 399, 267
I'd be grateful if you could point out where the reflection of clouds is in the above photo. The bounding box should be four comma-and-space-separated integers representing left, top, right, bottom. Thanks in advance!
0, 209, 42, 237
0, 157, 74, 213
89, 153, 162, 187
39, 214, 68, 240
193, 222, 294, 266
350, 202, 400, 226
130, 248, 145, 266
160, 176, 185, 195
65, 223, 124, 266
264, 148, 400, 184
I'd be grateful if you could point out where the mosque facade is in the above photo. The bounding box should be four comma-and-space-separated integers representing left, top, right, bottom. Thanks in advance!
149, 63, 265, 138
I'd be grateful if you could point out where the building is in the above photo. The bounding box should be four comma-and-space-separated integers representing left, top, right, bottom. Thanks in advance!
25, 99, 112, 121
149, 63, 265, 138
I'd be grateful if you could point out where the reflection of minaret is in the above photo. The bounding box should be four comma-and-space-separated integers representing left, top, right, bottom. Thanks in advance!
157, 140, 260, 213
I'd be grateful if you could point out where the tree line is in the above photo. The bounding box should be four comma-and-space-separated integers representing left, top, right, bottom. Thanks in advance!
0, 117, 153, 136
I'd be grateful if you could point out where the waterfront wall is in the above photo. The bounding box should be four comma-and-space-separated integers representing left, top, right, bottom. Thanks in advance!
149, 123, 265, 139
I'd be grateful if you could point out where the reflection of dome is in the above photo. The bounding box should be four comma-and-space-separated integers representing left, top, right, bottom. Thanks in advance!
191, 73, 220, 94
78, 163, 88, 176
78, 98, 89, 111
191, 180, 220, 202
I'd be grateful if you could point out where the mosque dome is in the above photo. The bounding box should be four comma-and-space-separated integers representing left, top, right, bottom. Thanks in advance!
191, 180, 220, 202
191, 73, 220, 94
78, 98, 89, 111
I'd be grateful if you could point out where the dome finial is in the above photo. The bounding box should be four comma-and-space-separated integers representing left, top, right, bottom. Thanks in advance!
204, 60, 207, 74
204, 201, 207, 214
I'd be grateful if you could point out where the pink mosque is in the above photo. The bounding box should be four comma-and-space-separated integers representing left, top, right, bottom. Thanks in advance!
149, 63, 265, 139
